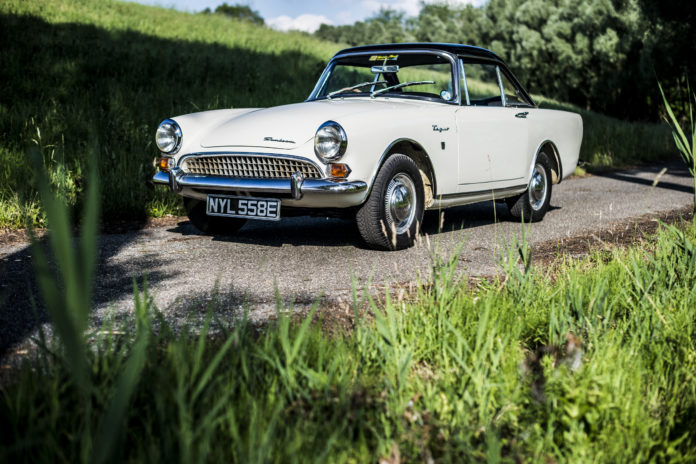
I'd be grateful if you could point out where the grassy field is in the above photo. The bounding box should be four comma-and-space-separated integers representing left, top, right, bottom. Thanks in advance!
0, 0, 676, 228
1, 160, 695, 461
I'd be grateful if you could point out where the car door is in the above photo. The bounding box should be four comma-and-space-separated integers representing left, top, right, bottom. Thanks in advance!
455, 60, 529, 193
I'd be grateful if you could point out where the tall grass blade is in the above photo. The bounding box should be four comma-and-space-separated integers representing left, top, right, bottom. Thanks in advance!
92, 280, 151, 464
659, 82, 696, 216
28, 148, 101, 391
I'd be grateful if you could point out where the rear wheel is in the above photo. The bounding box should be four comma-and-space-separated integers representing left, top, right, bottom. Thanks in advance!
506, 151, 553, 222
184, 197, 246, 235
356, 154, 424, 250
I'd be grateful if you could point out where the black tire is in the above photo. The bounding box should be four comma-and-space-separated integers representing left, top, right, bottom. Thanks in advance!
506, 151, 553, 222
356, 154, 425, 250
184, 197, 246, 235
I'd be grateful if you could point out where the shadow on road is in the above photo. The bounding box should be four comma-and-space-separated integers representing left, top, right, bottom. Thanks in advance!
164, 199, 549, 249
592, 162, 694, 194
0, 231, 180, 357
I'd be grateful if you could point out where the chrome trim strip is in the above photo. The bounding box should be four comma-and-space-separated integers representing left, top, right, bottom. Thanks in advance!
307, 64, 333, 102
459, 59, 470, 106
290, 172, 305, 200
429, 184, 527, 209
495, 65, 507, 107
153, 171, 169, 184
309, 49, 461, 106
458, 176, 524, 186
176, 151, 325, 178
155, 168, 367, 196
438, 184, 527, 200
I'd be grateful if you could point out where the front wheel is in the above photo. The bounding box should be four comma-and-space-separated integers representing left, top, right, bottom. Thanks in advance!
184, 197, 247, 235
356, 154, 424, 250
506, 151, 553, 222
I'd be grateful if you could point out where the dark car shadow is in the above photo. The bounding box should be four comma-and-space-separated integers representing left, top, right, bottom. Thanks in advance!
168, 216, 363, 248
422, 201, 560, 235
165, 200, 558, 249
591, 162, 695, 194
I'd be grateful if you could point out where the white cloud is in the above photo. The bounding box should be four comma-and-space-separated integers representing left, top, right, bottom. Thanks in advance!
267, 14, 333, 33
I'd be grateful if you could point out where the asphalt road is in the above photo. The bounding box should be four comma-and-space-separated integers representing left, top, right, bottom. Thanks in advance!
1, 162, 694, 354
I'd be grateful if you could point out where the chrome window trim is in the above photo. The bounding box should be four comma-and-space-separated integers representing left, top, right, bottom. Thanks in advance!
307, 65, 333, 103
459, 59, 471, 106
457, 56, 537, 108
498, 68, 535, 108
495, 65, 507, 107
308, 49, 461, 106
177, 152, 326, 179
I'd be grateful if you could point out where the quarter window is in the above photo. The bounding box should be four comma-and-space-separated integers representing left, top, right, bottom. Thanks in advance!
460, 61, 502, 106
500, 72, 529, 107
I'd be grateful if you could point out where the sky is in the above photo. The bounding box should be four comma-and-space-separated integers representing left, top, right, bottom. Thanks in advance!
131, 0, 487, 33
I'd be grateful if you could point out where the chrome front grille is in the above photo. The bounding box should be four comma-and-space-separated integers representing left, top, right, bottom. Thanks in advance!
181, 155, 323, 179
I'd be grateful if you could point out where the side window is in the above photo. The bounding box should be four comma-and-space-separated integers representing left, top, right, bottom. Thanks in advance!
461, 61, 502, 106
500, 72, 529, 107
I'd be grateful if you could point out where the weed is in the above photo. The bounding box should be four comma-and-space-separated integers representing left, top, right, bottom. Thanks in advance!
660, 82, 696, 216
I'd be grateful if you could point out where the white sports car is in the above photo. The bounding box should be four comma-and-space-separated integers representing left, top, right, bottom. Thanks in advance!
152, 43, 582, 250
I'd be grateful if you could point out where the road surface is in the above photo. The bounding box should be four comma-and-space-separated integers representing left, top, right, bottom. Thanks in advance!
1, 162, 693, 354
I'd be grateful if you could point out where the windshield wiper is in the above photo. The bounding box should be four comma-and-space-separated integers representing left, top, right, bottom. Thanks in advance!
370, 80, 435, 98
327, 81, 387, 100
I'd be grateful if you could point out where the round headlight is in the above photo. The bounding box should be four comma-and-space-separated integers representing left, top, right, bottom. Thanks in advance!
156, 119, 182, 154
314, 121, 347, 163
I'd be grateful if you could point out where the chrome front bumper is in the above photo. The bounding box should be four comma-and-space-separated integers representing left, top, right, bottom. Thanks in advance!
152, 168, 368, 207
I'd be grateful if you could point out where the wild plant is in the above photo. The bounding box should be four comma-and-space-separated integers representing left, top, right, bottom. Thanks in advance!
660, 83, 696, 217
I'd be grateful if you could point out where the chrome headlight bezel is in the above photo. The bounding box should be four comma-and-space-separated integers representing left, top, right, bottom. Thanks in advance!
156, 118, 183, 154
314, 121, 347, 163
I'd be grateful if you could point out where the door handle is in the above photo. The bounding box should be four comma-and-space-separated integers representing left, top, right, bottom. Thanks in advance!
515, 112, 529, 119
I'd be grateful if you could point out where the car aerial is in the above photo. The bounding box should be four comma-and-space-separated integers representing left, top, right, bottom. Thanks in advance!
152, 42, 583, 250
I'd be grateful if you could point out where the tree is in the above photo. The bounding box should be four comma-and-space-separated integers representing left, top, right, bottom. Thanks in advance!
204, 3, 264, 26
313, 8, 412, 46
312, 0, 694, 121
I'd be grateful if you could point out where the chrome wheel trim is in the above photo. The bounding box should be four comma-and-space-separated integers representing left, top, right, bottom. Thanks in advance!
529, 163, 548, 211
384, 173, 417, 235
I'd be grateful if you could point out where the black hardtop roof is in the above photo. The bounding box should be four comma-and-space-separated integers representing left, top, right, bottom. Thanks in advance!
335, 42, 501, 61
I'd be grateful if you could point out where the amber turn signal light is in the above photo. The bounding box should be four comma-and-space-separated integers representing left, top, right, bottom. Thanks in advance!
157, 156, 172, 172
329, 163, 351, 178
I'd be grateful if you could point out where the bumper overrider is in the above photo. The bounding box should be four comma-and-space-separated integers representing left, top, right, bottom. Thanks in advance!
152, 167, 368, 207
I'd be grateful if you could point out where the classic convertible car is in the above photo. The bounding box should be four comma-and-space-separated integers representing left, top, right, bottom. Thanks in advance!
152, 43, 582, 250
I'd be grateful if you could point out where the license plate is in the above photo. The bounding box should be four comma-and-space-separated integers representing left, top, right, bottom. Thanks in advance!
206, 194, 280, 221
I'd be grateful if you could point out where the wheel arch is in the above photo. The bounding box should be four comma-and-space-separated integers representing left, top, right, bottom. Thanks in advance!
532, 140, 562, 184
367, 138, 437, 207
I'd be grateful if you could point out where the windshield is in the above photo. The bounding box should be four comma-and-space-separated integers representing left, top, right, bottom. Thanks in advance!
311, 52, 456, 103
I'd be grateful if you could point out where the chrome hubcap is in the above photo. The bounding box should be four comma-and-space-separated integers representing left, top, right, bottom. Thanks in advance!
385, 173, 417, 235
529, 163, 547, 211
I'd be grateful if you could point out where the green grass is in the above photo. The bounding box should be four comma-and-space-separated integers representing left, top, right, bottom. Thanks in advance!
1, 155, 695, 460
537, 97, 675, 170
0, 0, 336, 228
0, 0, 677, 229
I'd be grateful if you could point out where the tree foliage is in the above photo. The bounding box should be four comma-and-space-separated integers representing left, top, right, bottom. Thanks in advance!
313, 0, 695, 121
202, 3, 264, 26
